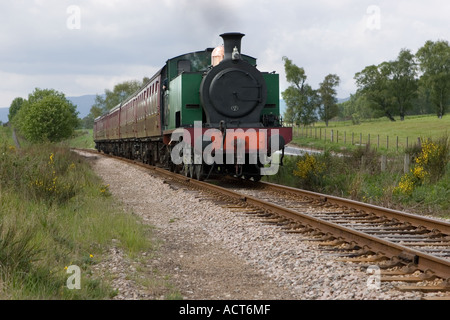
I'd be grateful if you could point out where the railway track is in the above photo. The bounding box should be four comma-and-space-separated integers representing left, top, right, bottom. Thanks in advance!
214, 179, 450, 293
75, 148, 450, 298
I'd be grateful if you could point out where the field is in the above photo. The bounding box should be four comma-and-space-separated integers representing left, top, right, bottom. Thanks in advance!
291, 114, 450, 155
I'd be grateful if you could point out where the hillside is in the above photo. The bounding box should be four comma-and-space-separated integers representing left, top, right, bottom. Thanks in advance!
67, 95, 98, 118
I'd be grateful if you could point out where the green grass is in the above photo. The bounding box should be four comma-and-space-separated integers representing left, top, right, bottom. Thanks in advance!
65, 129, 95, 149
0, 138, 180, 299
292, 114, 450, 155
0, 126, 14, 146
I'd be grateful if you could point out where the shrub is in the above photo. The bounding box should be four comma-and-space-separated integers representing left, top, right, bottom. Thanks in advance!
394, 135, 449, 196
293, 153, 326, 189
14, 88, 79, 143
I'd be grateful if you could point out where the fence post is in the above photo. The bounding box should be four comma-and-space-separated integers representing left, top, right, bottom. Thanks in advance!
381, 155, 387, 172
331, 129, 334, 142
404, 154, 410, 173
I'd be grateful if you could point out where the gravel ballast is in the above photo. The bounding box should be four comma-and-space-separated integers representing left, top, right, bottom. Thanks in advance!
78, 151, 445, 300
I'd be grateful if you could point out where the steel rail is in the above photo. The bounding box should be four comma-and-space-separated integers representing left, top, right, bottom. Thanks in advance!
259, 181, 450, 236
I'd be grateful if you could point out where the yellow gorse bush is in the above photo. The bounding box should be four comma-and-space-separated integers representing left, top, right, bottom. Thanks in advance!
293, 153, 326, 180
394, 173, 416, 195
394, 137, 449, 196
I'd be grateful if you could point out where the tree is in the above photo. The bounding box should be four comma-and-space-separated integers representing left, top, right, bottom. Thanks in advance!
339, 93, 377, 123
8, 97, 25, 123
281, 57, 318, 126
301, 85, 320, 125
16, 88, 79, 143
92, 77, 150, 113
84, 77, 150, 128
318, 74, 340, 126
416, 40, 450, 118
389, 49, 418, 120
355, 63, 396, 121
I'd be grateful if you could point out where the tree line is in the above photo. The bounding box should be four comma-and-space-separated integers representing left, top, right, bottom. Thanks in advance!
284, 39, 450, 126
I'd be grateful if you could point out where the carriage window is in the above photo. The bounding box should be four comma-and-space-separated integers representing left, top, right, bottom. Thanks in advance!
177, 60, 191, 74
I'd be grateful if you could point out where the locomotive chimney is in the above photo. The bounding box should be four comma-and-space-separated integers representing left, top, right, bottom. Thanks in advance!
220, 32, 245, 61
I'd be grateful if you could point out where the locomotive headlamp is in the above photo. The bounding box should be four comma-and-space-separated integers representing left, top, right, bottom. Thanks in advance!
232, 46, 240, 61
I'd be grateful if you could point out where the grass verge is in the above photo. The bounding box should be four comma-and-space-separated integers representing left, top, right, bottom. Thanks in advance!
0, 141, 180, 299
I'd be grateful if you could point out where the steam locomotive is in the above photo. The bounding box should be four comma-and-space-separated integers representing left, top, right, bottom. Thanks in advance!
94, 33, 292, 181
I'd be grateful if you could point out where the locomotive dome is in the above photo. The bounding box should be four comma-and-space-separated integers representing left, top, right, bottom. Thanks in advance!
211, 45, 224, 67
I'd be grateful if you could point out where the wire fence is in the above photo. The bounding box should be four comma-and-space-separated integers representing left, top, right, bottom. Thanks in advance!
291, 126, 424, 174
294, 126, 422, 152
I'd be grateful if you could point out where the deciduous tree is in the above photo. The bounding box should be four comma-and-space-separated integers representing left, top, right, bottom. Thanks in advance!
389, 49, 418, 120
281, 57, 318, 126
8, 97, 25, 122
416, 40, 450, 118
355, 63, 396, 121
318, 74, 340, 126
16, 88, 79, 143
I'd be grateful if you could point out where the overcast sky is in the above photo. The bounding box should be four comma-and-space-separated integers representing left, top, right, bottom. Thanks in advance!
1, 0, 449, 109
